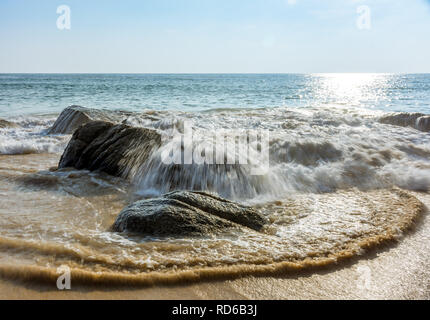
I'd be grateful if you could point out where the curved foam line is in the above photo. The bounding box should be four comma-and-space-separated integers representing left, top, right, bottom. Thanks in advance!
0, 192, 424, 287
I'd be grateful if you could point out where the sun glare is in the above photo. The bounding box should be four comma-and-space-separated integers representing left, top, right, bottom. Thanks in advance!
313, 73, 389, 107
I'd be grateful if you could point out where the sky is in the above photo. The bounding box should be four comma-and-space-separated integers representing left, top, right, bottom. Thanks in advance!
0, 0, 429, 73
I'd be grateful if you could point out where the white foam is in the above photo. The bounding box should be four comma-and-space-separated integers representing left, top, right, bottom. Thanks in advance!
3, 108, 429, 199
130, 107, 430, 201
0, 124, 69, 155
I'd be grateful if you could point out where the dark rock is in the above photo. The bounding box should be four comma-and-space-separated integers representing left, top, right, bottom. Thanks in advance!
379, 113, 430, 132
112, 191, 267, 236
417, 116, 430, 132
165, 191, 267, 231
0, 119, 19, 129
48, 105, 133, 134
59, 121, 161, 178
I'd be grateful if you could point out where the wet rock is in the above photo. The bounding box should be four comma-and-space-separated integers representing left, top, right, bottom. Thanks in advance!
48, 105, 133, 134
0, 119, 19, 129
59, 121, 161, 178
165, 191, 267, 231
379, 113, 430, 132
417, 116, 430, 132
112, 191, 267, 236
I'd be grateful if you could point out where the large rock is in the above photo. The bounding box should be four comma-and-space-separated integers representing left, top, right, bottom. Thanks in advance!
379, 113, 430, 132
112, 191, 267, 236
0, 119, 19, 129
59, 121, 161, 178
48, 105, 132, 134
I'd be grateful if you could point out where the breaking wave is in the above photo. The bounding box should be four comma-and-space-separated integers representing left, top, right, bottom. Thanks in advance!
0, 116, 69, 155
2, 107, 429, 197
127, 107, 430, 200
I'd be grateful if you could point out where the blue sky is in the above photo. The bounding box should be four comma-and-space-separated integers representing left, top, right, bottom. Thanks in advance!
0, 0, 429, 73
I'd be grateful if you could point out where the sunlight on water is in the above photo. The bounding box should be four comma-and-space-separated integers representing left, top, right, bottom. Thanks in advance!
306, 73, 402, 114
315, 73, 387, 106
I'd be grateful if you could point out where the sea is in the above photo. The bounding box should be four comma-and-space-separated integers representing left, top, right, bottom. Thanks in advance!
0, 73, 429, 288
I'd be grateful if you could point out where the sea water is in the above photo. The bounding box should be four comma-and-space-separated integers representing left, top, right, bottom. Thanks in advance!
0, 73, 429, 286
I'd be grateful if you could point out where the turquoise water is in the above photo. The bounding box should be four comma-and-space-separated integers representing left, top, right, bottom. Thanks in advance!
0, 73, 429, 117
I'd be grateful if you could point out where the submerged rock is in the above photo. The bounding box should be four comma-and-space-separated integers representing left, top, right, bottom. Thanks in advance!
59, 121, 161, 178
48, 105, 133, 134
112, 191, 268, 236
379, 113, 430, 132
0, 119, 19, 129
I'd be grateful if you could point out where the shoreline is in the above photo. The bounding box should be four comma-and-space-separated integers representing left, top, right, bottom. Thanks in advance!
1, 191, 428, 300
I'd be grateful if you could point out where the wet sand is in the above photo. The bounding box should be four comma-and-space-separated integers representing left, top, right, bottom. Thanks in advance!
1, 191, 428, 300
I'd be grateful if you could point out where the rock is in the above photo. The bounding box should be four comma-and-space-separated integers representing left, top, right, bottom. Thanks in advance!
417, 116, 430, 132
48, 105, 133, 134
379, 113, 430, 132
112, 191, 267, 236
0, 119, 19, 129
165, 191, 267, 231
59, 121, 161, 178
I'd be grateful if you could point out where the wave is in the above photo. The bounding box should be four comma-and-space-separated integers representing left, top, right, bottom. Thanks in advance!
2, 107, 430, 195
130, 110, 430, 199
0, 127, 69, 155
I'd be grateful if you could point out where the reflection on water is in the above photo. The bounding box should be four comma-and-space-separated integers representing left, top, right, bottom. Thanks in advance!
312, 73, 389, 107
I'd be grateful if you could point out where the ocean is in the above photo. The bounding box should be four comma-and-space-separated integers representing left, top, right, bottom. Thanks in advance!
0, 73, 429, 289
1, 73, 430, 117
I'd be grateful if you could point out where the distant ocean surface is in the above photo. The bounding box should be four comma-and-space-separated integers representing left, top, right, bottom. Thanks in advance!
0, 73, 429, 117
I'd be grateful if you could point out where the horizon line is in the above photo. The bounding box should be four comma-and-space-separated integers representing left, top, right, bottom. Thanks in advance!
1, 72, 430, 75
